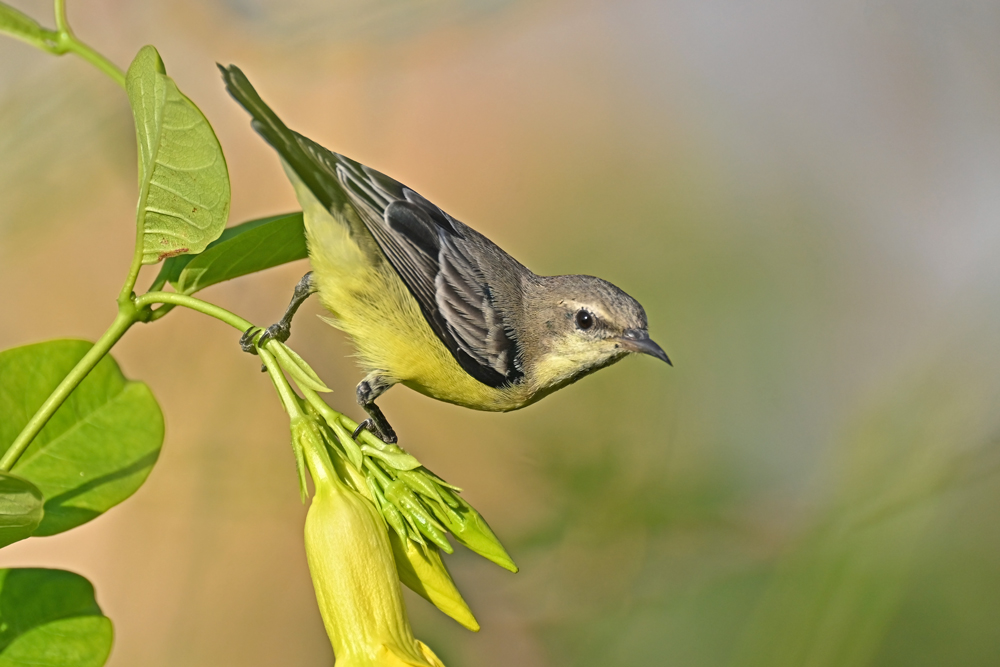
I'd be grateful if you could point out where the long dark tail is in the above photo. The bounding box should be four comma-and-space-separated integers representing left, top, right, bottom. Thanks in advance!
218, 64, 345, 211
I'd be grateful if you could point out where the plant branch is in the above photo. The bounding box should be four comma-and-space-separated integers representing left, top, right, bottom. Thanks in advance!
135, 292, 253, 332
52, 0, 125, 88
3, 289, 277, 471
259, 346, 304, 419
138, 292, 307, 417
0, 307, 136, 471
0, 1, 125, 88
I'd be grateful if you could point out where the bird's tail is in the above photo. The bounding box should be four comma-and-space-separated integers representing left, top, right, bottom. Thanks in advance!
218, 64, 302, 165
218, 64, 344, 211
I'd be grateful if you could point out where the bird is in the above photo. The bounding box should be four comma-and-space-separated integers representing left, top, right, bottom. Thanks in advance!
220, 64, 671, 444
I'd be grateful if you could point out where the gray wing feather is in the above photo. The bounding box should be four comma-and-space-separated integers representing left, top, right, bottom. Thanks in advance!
298, 136, 522, 387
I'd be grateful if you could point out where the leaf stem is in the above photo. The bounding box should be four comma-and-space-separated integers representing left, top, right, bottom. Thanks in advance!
137, 292, 307, 417
0, 1, 124, 87
136, 293, 322, 419
135, 292, 253, 332
52, 0, 125, 88
0, 306, 136, 471
259, 346, 304, 419
117, 246, 144, 306
301, 387, 346, 425
2, 289, 280, 472
53, 0, 69, 32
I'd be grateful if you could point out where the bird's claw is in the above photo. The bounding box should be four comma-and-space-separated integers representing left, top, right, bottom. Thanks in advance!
351, 420, 370, 440
352, 418, 398, 445
239, 326, 261, 354
240, 320, 293, 356
258, 321, 291, 349
239, 326, 277, 373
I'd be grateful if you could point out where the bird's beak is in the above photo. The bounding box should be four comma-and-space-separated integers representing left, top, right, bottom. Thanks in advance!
619, 329, 672, 366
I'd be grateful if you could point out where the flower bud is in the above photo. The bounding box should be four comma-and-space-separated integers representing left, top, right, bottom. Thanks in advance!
304, 445, 445, 666
390, 531, 480, 632
428, 495, 518, 573
384, 480, 452, 553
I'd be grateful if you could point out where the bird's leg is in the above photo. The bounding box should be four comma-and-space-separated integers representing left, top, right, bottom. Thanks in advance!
353, 373, 398, 444
241, 272, 317, 355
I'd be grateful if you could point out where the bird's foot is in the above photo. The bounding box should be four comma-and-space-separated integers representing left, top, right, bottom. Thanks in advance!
352, 418, 398, 445
240, 321, 291, 355
241, 272, 315, 358
257, 321, 291, 349
238, 325, 287, 373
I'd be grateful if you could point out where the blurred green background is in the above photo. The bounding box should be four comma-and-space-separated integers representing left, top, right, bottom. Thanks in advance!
2, 0, 1000, 665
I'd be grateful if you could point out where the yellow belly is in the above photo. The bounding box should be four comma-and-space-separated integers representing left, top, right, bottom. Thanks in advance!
292, 167, 531, 412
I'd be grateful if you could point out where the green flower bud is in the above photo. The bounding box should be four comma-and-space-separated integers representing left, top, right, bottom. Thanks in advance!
427, 496, 518, 573
328, 418, 365, 472
292, 414, 341, 500
397, 469, 446, 504
368, 476, 408, 541
361, 444, 421, 471
384, 480, 452, 553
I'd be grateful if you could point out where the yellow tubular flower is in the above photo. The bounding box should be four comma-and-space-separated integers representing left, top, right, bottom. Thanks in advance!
303, 437, 445, 667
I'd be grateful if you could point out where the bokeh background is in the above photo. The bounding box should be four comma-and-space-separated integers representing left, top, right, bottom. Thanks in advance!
3, 0, 1000, 665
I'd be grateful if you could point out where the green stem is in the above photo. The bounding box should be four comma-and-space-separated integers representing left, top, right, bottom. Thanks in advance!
53, 0, 126, 88
0, 307, 136, 471
139, 294, 300, 418
120, 133, 157, 304
62, 35, 125, 88
138, 292, 309, 417
0, 0, 125, 88
300, 386, 366, 441
135, 292, 253, 332
140, 270, 175, 322
0, 1, 125, 88
2, 292, 261, 471
117, 248, 143, 305
146, 267, 171, 295
53, 0, 70, 32
301, 386, 346, 424
146, 303, 175, 322
260, 346, 304, 418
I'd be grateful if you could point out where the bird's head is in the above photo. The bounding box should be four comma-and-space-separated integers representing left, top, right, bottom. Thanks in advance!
523, 274, 670, 392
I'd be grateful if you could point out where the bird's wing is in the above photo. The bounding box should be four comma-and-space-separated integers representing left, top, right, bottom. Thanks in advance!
321, 150, 524, 388
217, 65, 522, 388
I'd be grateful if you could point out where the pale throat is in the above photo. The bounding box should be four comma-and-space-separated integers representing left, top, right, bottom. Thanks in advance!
530, 338, 624, 389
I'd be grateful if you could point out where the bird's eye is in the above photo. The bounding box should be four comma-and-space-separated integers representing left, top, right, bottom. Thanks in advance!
575, 309, 595, 330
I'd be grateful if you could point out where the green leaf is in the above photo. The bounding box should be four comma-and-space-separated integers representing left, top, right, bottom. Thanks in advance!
157, 212, 307, 294
0, 3, 50, 50
0, 340, 163, 536
0, 474, 43, 550
126, 45, 230, 264
0, 569, 112, 666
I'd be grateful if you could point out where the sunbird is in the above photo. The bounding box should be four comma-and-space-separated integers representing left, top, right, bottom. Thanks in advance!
220, 65, 671, 444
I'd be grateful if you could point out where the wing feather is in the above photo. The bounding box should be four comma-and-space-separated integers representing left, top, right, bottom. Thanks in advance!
298, 138, 522, 387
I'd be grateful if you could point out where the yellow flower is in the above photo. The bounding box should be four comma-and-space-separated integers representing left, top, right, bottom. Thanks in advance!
390, 530, 479, 632
302, 428, 445, 667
